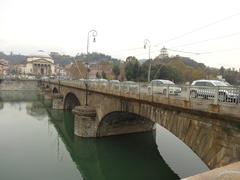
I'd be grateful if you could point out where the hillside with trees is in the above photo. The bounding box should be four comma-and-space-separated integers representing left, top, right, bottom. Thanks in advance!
0, 51, 121, 66
75, 52, 121, 64
1, 50, 240, 85
123, 55, 239, 84
0, 52, 27, 64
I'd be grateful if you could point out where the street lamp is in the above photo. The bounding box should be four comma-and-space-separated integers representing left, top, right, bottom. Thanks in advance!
85, 29, 98, 106
144, 39, 151, 82
87, 30, 98, 54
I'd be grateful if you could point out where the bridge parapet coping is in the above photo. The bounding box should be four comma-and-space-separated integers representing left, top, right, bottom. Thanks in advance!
182, 161, 240, 180
45, 80, 240, 121
73, 106, 96, 117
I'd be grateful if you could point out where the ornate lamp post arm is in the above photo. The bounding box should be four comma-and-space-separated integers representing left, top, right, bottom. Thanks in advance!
144, 39, 151, 82
87, 30, 98, 54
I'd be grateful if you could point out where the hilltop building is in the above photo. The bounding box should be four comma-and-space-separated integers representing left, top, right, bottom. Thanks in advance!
159, 46, 169, 59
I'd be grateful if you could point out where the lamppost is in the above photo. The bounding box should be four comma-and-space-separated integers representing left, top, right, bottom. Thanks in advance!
85, 29, 97, 106
144, 39, 151, 82
87, 30, 97, 54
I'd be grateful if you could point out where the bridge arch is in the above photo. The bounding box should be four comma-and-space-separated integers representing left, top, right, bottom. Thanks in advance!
64, 92, 80, 110
52, 87, 59, 94
97, 111, 155, 137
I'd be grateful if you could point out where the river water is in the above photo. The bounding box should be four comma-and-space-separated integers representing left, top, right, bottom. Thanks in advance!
0, 91, 208, 180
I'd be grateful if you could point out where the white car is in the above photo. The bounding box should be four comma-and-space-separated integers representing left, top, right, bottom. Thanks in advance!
190, 80, 239, 102
147, 79, 181, 95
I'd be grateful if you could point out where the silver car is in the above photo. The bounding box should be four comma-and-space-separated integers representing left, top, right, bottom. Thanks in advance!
147, 79, 181, 95
190, 80, 239, 102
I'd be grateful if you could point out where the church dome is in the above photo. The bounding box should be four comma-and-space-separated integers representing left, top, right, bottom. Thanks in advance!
29, 50, 51, 58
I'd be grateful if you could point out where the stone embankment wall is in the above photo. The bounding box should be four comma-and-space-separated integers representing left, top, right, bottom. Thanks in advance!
0, 79, 40, 91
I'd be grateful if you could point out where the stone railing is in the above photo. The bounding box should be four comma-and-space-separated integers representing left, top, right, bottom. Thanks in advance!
48, 80, 240, 120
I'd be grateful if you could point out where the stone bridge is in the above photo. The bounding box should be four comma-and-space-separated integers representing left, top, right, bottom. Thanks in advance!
38, 79, 240, 170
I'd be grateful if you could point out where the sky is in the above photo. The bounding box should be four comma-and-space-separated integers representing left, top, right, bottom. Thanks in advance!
0, 0, 240, 69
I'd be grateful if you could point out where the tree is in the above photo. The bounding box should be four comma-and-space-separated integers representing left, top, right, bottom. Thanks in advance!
219, 66, 225, 76
150, 64, 183, 83
102, 71, 107, 79
65, 62, 86, 79
96, 72, 101, 79
125, 56, 141, 81
112, 64, 120, 79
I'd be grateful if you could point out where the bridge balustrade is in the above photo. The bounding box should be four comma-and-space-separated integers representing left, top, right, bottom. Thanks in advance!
46, 79, 240, 118
50, 80, 240, 106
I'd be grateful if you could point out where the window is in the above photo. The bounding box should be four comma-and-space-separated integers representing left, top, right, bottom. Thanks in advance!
152, 80, 163, 86
195, 82, 205, 86
206, 82, 214, 87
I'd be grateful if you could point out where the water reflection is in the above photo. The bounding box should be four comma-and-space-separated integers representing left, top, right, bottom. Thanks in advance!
0, 97, 3, 110
48, 109, 179, 180
26, 102, 48, 120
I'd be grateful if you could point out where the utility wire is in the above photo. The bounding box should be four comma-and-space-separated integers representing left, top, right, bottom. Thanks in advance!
105, 11, 240, 56
152, 11, 240, 47
169, 31, 240, 49
167, 48, 210, 55
104, 46, 143, 54
95, 12, 240, 60
197, 47, 240, 55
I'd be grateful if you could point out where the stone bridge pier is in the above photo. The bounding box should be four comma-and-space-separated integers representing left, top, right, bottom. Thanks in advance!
72, 105, 155, 138
52, 94, 64, 109
73, 106, 98, 137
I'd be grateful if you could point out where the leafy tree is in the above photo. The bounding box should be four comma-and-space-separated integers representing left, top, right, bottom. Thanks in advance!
125, 57, 141, 81
219, 66, 225, 76
65, 62, 86, 79
150, 64, 183, 83
96, 72, 101, 79
223, 68, 239, 85
112, 64, 120, 79
102, 71, 107, 79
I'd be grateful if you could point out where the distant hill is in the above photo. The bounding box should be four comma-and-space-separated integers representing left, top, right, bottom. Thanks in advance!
0, 52, 26, 64
75, 52, 121, 64
49, 52, 74, 65
153, 55, 206, 69
0, 51, 121, 66
142, 55, 216, 83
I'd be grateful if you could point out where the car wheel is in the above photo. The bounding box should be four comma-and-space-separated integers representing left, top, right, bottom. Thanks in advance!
190, 90, 197, 98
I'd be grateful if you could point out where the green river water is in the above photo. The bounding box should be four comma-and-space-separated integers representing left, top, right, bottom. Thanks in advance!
0, 91, 208, 180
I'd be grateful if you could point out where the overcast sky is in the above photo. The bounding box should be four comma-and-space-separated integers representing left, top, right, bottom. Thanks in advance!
0, 0, 240, 69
